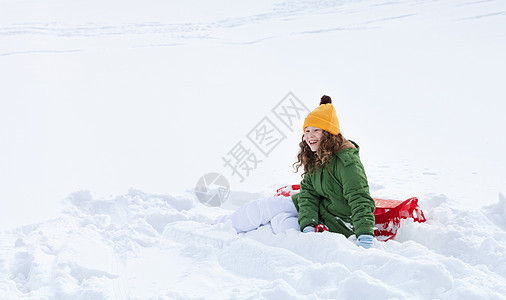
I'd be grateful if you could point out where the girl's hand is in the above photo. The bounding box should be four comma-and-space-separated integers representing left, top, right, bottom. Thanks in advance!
357, 235, 374, 248
303, 224, 328, 233
302, 226, 316, 233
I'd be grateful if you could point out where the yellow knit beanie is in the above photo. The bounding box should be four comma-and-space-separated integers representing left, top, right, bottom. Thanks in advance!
303, 95, 340, 135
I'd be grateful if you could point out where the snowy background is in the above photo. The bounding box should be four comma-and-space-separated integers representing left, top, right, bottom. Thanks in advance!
1, 0, 505, 298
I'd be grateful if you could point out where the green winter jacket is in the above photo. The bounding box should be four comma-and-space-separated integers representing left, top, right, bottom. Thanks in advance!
291, 142, 376, 237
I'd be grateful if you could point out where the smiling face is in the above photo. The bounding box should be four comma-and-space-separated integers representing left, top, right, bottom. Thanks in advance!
304, 126, 323, 152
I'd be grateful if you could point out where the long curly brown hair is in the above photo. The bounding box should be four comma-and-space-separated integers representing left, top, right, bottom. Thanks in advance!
293, 131, 354, 177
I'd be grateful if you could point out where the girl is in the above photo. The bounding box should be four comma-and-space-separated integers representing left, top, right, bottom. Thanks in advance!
215, 95, 376, 248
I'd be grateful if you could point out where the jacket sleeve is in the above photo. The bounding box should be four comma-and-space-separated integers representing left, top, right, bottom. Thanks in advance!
297, 174, 321, 231
337, 154, 376, 237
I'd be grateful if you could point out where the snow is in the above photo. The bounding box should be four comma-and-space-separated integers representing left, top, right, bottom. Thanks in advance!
1, 0, 506, 298
1, 189, 505, 299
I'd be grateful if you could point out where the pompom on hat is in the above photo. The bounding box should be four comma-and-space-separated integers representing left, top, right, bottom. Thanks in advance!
303, 95, 340, 135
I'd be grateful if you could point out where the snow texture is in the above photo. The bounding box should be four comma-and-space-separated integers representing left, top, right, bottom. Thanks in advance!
1, 0, 506, 298
1, 190, 505, 299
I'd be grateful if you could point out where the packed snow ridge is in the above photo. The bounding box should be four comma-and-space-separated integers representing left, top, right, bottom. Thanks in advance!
1, 189, 505, 299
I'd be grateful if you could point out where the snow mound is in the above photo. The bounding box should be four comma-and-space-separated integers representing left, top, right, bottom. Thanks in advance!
0, 190, 505, 299
482, 193, 506, 230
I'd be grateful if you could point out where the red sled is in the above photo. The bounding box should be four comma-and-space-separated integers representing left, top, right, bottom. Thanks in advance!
275, 184, 426, 241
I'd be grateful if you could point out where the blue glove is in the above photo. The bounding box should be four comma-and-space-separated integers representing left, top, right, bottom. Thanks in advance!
302, 226, 315, 233
357, 235, 374, 249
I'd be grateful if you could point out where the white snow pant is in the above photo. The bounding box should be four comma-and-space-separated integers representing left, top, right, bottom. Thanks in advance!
215, 195, 299, 234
